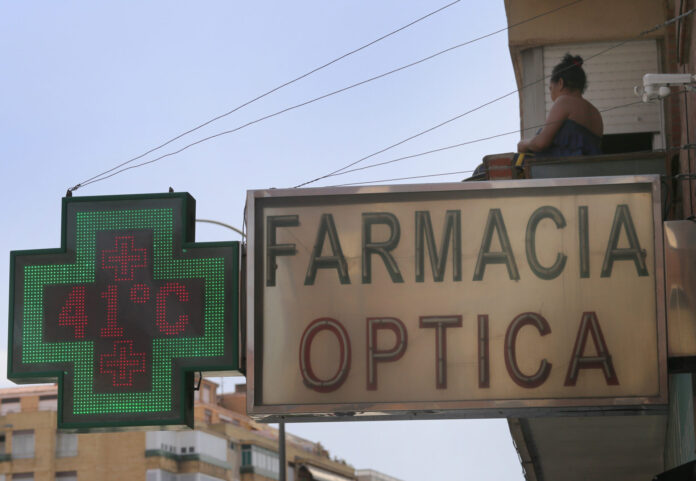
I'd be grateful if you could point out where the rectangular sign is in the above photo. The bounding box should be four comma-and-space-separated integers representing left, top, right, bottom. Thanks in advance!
247, 176, 667, 421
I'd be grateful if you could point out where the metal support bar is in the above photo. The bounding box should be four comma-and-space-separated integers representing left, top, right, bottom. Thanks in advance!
279, 419, 286, 481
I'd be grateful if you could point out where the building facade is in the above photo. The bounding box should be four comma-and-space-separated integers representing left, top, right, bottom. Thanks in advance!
501, 1, 696, 479
0, 381, 398, 481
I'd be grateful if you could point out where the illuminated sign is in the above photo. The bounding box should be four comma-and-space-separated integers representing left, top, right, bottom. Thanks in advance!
9, 193, 239, 429
247, 176, 667, 421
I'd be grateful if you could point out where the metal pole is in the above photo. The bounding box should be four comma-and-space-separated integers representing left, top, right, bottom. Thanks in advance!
279, 419, 286, 481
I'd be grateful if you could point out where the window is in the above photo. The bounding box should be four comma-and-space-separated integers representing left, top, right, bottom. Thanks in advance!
0, 434, 6, 454
12, 474, 33, 481
12, 430, 34, 459
55, 472, 77, 481
38, 395, 58, 412
202, 386, 211, 404
601, 132, 654, 154
56, 432, 78, 457
188, 446, 194, 453
204, 409, 212, 424
1, 398, 20, 416
241, 444, 280, 477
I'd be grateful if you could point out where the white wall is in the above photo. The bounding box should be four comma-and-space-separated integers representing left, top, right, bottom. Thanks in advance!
146, 471, 225, 481
543, 40, 661, 135
146, 430, 227, 461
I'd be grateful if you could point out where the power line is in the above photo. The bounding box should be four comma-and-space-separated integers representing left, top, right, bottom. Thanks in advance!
331, 169, 475, 187
334, 142, 696, 187
320, 98, 652, 181
293, 9, 695, 188
70, 0, 585, 191
68, 0, 461, 192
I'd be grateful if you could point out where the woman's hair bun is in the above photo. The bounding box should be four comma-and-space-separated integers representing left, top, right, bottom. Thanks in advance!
562, 53, 584, 67
552, 53, 588, 93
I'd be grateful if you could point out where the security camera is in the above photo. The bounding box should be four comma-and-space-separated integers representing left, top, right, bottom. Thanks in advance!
636, 73, 696, 102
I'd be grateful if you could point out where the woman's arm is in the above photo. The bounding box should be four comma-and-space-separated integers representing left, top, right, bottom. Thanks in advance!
517, 97, 570, 152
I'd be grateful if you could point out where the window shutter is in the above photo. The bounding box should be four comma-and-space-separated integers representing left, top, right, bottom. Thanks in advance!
543, 40, 661, 135
11, 431, 34, 459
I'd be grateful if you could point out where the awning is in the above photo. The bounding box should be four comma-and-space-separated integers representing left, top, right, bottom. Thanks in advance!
301, 464, 353, 481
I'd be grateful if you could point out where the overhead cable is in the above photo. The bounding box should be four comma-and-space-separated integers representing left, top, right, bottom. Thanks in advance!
321, 98, 661, 182
333, 142, 696, 187
68, 0, 461, 193
331, 169, 475, 186
293, 8, 696, 188
69, 0, 585, 192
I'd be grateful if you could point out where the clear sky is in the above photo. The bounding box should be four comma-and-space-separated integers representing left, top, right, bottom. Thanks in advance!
1, 2, 525, 480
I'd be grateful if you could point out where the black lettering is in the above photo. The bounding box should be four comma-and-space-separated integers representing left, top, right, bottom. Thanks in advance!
578, 206, 590, 278
266, 215, 299, 287
601, 205, 648, 277
415, 210, 461, 282
362, 213, 403, 284
525, 206, 567, 280
473, 209, 519, 281
305, 214, 350, 285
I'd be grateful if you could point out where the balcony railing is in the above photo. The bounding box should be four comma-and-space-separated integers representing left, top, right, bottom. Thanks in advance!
472, 150, 671, 218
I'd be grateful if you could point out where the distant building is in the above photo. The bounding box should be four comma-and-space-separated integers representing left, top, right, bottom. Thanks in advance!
355, 469, 403, 481
0, 380, 395, 481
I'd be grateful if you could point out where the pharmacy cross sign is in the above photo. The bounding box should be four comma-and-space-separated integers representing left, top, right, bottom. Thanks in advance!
8, 193, 239, 429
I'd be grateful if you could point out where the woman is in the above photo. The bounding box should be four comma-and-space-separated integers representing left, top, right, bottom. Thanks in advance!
517, 54, 603, 157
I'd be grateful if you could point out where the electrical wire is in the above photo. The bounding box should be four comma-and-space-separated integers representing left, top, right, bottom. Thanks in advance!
68, 0, 462, 192
323, 93, 690, 185
70, 0, 585, 192
318, 99, 650, 181
335, 144, 696, 188
331, 169, 476, 187
293, 8, 696, 188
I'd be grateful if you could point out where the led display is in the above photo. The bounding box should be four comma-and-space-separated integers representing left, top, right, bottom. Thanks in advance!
9, 193, 239, 429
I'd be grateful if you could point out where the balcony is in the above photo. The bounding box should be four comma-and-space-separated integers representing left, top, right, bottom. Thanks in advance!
473, 150, 671, 217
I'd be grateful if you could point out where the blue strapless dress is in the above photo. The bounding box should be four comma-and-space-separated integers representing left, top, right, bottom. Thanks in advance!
534, 119, 602, 158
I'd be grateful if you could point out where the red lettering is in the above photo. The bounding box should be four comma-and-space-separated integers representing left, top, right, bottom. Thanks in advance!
419, 315, 461, 389
101, 235, 148, 281
129, 284, 150, 304
565, 312, 618, 386
58, 286, 88, 339
478, 314, 490, 388
299, 318, 351, 392
100, 284, 123, 338
155, 282, 190, 335
366, 317, 407, 390
504, 312, 552, 388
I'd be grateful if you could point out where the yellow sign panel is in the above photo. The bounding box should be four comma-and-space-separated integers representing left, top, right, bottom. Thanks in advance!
247, 177, 667, 421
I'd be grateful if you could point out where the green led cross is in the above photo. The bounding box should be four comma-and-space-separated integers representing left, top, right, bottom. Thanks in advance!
8, 193, 239, 429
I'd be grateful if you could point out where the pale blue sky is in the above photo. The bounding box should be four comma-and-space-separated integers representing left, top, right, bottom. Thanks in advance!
1, 2, 524, 479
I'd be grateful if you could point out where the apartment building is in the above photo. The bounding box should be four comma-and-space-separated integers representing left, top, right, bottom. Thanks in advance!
500, 1, 696, 480
0, 380, 391, 481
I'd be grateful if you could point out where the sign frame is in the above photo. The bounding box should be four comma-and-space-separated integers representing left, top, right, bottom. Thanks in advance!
246, 175, 667, 422
9, 192, 240, 430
